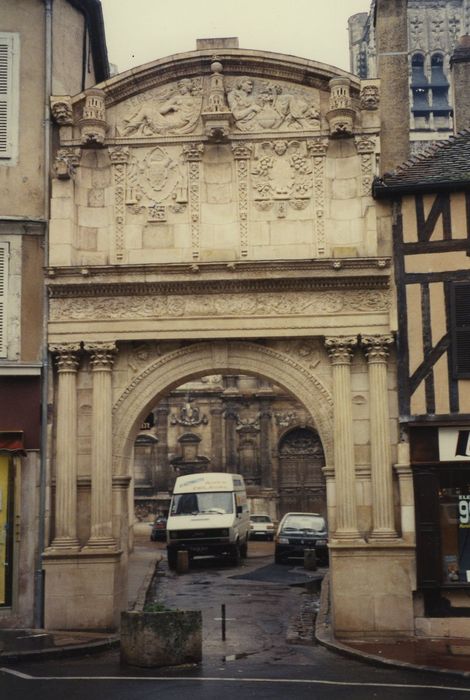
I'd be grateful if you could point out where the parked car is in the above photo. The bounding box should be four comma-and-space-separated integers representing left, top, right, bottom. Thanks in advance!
274, 512, 328, 565
249, 514, 275, 540
150, 516, 167, 542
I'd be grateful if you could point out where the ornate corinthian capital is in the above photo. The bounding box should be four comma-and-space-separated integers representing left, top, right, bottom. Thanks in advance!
362, 335, 394, 363
50, 343, 81, 372
325, 336, 357, 364
84, 341, 117, 370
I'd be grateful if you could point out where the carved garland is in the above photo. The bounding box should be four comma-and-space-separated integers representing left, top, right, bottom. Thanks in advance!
112, 341, 334, 412
355, 137, 376, 196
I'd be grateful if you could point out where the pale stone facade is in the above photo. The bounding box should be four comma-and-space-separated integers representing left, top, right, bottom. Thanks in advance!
42, 38, 416, 637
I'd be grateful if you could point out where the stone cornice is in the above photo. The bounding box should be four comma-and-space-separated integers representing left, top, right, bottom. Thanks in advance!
84, 50, 361, 108
47, 275, 390, 299
46, 258, 391, 298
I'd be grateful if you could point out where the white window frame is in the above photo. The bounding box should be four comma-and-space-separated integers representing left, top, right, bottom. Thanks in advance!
0, 242, 9, 358
0, 33, 20, 163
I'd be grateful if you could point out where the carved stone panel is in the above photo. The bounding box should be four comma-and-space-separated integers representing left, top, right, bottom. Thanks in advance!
116, 78, 203, 137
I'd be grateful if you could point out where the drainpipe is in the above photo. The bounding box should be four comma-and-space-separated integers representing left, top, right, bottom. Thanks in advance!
34, 0, 52, 630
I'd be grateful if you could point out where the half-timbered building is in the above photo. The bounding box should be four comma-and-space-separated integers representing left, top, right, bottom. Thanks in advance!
374, 130, 470, 634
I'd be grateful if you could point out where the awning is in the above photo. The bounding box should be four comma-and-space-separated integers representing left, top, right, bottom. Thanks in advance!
0, 431, 27, 456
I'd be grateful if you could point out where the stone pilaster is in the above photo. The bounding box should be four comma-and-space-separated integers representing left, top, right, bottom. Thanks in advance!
155, 402, 170, 488
210, 406, 224, 470
325, 336, 361, 540
224, 401, 239, 472
363, 335, 397, 540
49, 344, 81, 550
83, 342, 117, 549
258, 400, 273, 488
394, 440, 415, 543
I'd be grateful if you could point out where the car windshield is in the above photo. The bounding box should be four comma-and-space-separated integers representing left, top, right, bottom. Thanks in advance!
170, 491, 234, 516
250, 515, 271, 523
282, 515, 326, 532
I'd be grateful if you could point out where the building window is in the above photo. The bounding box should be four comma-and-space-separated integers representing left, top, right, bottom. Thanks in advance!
0, 242, 8, 358
450, 282, 470, 378
0, 33, 20, 162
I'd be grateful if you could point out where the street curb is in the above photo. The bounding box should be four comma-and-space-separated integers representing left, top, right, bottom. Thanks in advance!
314, 573, 470, 680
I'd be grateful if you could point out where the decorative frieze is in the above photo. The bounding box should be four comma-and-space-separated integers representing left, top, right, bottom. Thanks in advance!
50, 289, 390, 322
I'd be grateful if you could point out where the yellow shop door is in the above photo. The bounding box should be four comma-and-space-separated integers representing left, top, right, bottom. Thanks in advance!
0, 456, 12, 606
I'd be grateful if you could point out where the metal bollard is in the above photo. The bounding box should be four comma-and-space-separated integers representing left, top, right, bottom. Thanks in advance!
304, 548, 317, 571
176, 549, 189, 574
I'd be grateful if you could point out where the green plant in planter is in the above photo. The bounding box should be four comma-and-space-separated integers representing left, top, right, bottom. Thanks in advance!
143, 602, 173, 613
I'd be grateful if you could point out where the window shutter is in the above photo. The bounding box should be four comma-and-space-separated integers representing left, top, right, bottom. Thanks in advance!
451, 283, 470, 378
0, 37, 11, 157
0, 243, 8, 357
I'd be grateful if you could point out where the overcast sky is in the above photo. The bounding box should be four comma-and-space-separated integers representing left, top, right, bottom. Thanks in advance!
100, 0, 371, 76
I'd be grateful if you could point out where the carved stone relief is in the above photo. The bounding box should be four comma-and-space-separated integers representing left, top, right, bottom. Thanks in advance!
355, 136, 376, 196
182, 143, 204, 260
251, 140, 312, 218
118, 79, 203, 137
126, 146, 188, 221
409, 15, 424, 49
307, 139, 328, 255
109, 146, 130, 261
226, 77, 320, 132
50, 289, 390, 322
360, 85, 379, 111
232, 143, 252, 256
170, 397, 208, 426
51, 96, 73, 125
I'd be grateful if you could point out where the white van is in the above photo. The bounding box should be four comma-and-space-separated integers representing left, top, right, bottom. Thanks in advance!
166, 472, 250, 569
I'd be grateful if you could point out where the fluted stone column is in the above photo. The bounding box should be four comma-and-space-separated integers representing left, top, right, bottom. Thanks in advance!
50, 344, 81, 550
84, 342, 117, 549
363, 335, 397, 539
325, 337, 361, 539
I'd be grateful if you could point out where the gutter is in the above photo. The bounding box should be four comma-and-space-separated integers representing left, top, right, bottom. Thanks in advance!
34, 0, 53, 630
66, 0, 110, 82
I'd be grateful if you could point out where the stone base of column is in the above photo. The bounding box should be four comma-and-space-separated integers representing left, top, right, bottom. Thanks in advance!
43, 550, 122, 631
47, 537, 81, 553
369, 528, 398, 542
329, 542, 416, 638
82, 536, 118, 551
332, 529, 365, 543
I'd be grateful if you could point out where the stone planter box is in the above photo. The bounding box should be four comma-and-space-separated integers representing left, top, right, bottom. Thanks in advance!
120, 610, 202, 667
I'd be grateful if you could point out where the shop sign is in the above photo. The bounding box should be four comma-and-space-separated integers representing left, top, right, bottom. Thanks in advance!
438, 428, 470, 461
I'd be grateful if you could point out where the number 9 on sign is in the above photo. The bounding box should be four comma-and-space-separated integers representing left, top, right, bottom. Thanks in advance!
459, 498, 470, 526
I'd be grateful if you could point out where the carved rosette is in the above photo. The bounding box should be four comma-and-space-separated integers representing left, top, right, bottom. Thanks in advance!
50, 343, 81, 372
362, 335, 393, 364
54, 147, 81, 180
355, 136, 376, 196
85, 342, 117, 371
232, 142, 253, 257
183, 143, 204, 260
109, 147, 130, 262
325, 336, 358, 365
307, 139, 328, 255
